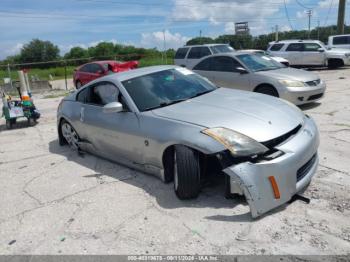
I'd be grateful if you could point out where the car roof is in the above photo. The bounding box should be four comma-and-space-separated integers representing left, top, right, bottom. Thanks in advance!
269, 39, 322, 44
77, 60, 118, 69
100, 65, 179, 82
182, 43, 229, 48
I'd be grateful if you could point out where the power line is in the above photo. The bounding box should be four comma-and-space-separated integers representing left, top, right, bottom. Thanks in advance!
294, 0, 316, 10
323, 0, 334, 27
284, 0, 294, 30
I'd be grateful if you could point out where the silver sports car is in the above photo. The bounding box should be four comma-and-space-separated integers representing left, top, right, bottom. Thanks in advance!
57, 65, 319, 218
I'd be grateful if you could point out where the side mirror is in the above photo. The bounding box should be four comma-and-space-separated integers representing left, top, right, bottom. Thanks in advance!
103, 102, 123, 113
318, 48, 325, 53
235, 67, 248, 74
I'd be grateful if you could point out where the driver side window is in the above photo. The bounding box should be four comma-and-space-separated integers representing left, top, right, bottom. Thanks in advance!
88, 83, 120, 106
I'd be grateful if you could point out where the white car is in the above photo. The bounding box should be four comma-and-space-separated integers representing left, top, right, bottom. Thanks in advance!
268, 40, 350, 68
191, 52, 326, 105
174, 44, 235, 69
239, 49, 290, 66
328, 34, 350, 50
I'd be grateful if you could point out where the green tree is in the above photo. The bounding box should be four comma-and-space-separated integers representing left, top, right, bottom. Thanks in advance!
19, 39, 60, 63
186, 37, 215, 45
88, 42, 115, 59
64, 47, 89, 60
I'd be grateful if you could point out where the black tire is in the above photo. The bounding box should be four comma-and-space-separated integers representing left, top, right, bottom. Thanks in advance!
76, 81, 82, 89
328, 59, 344, 69
6, 119, 12, 129
255, 85, 279, 97
60, 120, 80, 150
174, 145, 201, 200
27, 118, 36, 126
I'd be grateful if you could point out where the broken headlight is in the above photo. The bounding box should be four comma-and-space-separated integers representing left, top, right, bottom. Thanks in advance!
202, 127, 269, 157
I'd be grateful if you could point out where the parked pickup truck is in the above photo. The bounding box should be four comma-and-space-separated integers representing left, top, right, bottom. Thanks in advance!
328, 34, 350, 50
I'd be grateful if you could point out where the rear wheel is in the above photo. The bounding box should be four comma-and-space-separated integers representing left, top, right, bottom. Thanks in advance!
6, 119, 15, 129
255, 85, 279, 97
174, 145, 201, 199
328, 59, 344, 69
60, 120, 79, 150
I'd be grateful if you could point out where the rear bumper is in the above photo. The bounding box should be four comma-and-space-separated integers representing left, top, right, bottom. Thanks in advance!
279, 82, 326, 105
223, 116, 319, 218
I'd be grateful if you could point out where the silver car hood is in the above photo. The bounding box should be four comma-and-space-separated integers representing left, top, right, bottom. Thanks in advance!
152, 88, 304, 142
327, 48, 350, 54
256, 68, 319, 82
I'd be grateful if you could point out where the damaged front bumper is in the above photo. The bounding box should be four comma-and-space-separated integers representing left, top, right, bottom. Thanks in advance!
223, 116, 319, 218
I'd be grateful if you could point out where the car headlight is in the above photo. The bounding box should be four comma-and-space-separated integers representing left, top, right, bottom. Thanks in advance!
202, 127, 269, 157
279, 79, 306, 87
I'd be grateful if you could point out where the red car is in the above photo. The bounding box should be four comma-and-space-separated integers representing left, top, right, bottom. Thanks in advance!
73, 60, 138, 89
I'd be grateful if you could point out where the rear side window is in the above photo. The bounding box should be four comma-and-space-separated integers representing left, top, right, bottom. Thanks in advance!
89, 63, 103, 74
269, 43, 284, 51
175, 48, 189, 59
77, 88, 88, 103
286, 43, 303, 51
187, 47, 211, 59
193, 57, 214, 71
79, 64, 90, 73
303, 43, 321, 51
212, 56, 242, 72
333, 36, 350, 45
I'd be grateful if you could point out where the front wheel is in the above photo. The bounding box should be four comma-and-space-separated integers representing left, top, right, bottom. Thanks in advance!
255, 85, 279, 97
60, 120, 80, 150
174, 145, 201, 200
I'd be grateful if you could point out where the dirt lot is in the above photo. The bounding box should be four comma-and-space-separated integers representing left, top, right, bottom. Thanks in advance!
0, 68, 349, 255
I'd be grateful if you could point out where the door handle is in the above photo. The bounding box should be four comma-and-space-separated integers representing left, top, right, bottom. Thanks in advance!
80, 107, 85, 122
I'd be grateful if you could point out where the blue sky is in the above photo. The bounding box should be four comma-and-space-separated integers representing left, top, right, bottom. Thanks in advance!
0, 0, 348, 59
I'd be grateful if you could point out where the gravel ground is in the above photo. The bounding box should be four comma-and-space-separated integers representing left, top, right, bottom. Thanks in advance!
0, 68, 349, 255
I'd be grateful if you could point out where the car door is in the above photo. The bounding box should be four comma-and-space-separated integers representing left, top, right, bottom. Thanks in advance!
78, 64, 91, 85
87, 63, 105, 83
302, 43, 326, 65
192, 57, 216, 82
285, 43, 304, 65
79, 81, 143, 164
209, 56, 251, 90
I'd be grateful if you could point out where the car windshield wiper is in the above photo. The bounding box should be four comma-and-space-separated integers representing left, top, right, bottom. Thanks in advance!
143, 98, 187, 111
255, 67, 278, 72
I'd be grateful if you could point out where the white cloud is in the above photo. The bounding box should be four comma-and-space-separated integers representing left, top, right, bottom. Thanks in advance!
172, 0, 284, 35
141, 30, 190, 50
318, 0, 334, 8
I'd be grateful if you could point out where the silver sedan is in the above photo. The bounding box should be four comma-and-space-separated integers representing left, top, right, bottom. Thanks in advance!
191, 52, 326, 105
57, 65, 319, 218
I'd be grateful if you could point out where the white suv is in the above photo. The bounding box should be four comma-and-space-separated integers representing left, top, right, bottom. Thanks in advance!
174, 44, 235, 69
268, 40, 350, 68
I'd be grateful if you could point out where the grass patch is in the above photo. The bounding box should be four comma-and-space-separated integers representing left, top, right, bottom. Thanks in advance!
0, 56, 174, 85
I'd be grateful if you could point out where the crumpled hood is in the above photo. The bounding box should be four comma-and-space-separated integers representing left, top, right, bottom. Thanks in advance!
152, 88, 304, 142
256, 67, 319, 82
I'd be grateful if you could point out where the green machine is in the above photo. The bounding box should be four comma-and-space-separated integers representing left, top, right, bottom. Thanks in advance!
1, 70, 40, 129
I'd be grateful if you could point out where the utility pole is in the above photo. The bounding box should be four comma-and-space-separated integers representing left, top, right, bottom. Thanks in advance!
306, 9, 312, 39
199, 30, 202, 45
275, 25, 279, 42
163, 29, 167, 64
317, 20, 320, 40
337, 0, 346, 34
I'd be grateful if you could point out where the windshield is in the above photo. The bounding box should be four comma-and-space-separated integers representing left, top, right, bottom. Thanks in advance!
236, 54, 284, 72
210, 45, 235, 54
122, 68, 217, 111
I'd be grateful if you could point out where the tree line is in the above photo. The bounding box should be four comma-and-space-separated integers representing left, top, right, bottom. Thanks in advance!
1, 24, 349, 68
186, 25, 350, 50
